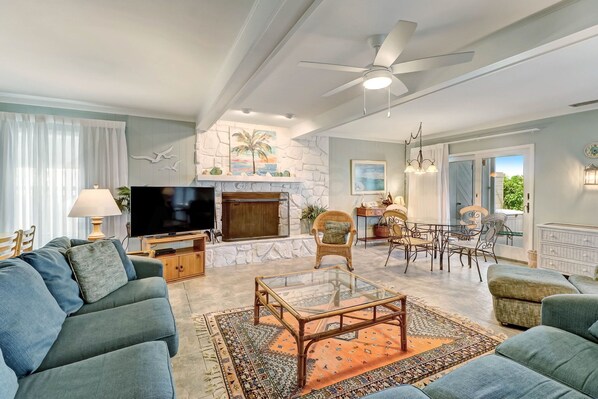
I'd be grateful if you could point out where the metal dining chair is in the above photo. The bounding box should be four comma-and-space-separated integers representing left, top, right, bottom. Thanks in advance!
383, 210, 434, 273
459, 205, 489, 230
446, 213, 506, 282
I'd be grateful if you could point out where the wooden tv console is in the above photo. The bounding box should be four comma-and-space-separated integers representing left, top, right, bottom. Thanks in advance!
141, 233, 206, 283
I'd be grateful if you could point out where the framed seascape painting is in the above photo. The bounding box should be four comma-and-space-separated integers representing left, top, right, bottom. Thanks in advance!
351, 160, 387, 195
230, 129, 277, 175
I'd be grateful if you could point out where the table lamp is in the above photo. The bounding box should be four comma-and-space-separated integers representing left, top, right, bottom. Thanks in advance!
68, 185, 122, 241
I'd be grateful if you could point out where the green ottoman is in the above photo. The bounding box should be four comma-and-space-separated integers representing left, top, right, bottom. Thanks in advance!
487, 265, 579, 328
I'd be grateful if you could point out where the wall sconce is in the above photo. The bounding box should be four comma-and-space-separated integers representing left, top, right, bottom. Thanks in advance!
584, 164, 598, 185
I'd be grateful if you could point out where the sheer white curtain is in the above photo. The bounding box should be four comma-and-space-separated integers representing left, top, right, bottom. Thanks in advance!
407, 143, 450, 222
0, 112, 128, 246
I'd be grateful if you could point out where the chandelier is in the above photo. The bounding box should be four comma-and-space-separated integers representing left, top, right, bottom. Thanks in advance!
404, 123, 437, 174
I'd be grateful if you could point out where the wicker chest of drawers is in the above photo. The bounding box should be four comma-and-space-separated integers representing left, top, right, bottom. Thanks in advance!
537, 223, 598, 278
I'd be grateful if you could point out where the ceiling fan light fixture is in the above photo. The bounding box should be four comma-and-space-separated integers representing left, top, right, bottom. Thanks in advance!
363, 69, 392, 90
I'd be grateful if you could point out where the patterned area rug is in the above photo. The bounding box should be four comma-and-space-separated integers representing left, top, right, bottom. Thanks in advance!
193, 299, 504, 399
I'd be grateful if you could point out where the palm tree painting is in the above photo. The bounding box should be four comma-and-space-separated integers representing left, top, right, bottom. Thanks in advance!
230, 129, 277, 175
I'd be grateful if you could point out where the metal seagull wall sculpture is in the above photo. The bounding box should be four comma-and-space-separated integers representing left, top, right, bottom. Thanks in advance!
160, 160, 182, 172
131, 146, 177, 163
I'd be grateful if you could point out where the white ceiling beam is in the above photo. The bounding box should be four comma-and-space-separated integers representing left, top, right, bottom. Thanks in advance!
195, 0, 321, 132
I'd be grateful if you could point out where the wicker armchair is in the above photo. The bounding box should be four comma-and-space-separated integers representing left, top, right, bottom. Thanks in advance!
312, 210, 356, 271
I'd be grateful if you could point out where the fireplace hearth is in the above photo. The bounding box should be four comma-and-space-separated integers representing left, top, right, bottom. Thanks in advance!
221, 192, 289, 241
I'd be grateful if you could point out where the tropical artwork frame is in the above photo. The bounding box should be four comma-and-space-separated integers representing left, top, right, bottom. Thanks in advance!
230, 129, 277, 175
351, 160, 387, 195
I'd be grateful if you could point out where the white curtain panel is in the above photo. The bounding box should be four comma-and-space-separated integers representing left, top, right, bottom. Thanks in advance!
407, 143, 450, 222
0, 112, 127, 246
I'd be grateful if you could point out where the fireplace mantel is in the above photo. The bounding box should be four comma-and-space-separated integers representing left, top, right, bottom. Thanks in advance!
196, 175, 304, 183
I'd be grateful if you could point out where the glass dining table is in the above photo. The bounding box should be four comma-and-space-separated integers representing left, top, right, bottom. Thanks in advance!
403, 217, 469, 270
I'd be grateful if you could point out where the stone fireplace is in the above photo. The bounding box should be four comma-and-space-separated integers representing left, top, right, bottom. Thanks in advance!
221, 192, 289, 241
194, 120, 330, 267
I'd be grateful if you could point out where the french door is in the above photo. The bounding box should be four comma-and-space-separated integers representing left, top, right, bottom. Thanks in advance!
449, 145, 534, 261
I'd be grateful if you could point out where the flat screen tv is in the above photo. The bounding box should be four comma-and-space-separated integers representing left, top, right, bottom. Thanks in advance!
130, 186, 215, 237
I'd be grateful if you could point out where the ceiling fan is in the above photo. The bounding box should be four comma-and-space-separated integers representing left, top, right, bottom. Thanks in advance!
299, 20, 474, 98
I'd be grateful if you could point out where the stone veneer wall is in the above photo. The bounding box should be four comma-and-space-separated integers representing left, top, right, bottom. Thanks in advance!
195, 120, 328, 267
204, 236, 316, 268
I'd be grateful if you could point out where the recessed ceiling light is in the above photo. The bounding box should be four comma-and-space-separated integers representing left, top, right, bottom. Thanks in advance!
241, 108, 252, 114
284, 113, 295, 120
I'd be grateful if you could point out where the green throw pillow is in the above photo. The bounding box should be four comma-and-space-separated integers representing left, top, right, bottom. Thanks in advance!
66, 240, 128, 303
589, 320, 598, 339
322, 221, 351, 244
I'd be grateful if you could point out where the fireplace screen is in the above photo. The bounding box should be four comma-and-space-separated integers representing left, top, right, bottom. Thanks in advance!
221, 192, 290, 241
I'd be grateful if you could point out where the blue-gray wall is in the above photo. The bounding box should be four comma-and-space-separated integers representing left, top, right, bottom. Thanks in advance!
126, 116, 195, 186
441, 110, 598, 236
329, 137, 405, 237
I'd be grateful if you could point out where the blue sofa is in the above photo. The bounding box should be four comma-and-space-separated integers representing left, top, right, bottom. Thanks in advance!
365, 294, 598, 399
0, 238, 178, 399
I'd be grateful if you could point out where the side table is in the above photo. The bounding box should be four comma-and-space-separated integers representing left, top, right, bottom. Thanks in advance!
355, 207, 387, 249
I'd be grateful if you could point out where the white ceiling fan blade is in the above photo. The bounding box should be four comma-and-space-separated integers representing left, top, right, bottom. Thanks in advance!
390, 76, 408, 97
391, 51, 474, 74
374, 20, 417, 67
322, 77, 363, 97
298, 61, 366, 73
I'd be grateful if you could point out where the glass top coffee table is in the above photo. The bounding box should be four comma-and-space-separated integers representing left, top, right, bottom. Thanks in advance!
254, 266, 407, 387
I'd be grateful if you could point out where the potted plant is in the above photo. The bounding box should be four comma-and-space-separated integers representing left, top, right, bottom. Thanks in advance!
113, 186, 131, 239
114, 186, 131, 213
373, 216, 390, 238
300, 203, 327, 234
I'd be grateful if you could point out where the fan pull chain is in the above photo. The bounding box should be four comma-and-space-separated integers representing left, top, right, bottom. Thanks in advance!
363, 87, 367, 115
387, 85, 391, 118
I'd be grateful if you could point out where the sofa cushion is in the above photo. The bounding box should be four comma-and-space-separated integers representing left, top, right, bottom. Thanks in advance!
487, 264, 578, 302
66, 240, 128, 303
541, 294, 598, 343
43, 236, 72, 252
71, 239, 137, 280
73, 277, 168, 315
590, 320, 598, 339
0, 347, 18, 399
422, 354, 590, 399
16, 342, 175, 399
38, 298, 178, 371
19, 245, 83, 315
322, 221, 350, 244
362, 385, 430, 399
0, 259, 66, 377
496, 325, 598, 398
568, 275, 598, 294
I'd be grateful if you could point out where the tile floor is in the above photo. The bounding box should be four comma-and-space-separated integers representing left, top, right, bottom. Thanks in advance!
168, 243, 525, 399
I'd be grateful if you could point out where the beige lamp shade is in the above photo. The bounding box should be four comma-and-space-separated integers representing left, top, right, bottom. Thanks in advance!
68, 186, 121, 240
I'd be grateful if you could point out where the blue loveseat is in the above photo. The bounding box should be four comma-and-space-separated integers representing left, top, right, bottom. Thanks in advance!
0, 237, 178, 399
365, 294, 598, 399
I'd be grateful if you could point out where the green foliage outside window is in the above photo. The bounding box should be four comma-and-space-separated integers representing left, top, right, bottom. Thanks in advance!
503, 175, 524, 211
